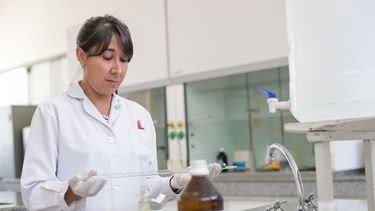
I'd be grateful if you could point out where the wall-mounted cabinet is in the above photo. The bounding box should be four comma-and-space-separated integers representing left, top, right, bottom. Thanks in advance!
67, 0, 288, 92
167, 0, 288, 80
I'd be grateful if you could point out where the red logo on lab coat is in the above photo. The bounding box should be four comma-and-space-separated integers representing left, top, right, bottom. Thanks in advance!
137, 120, 145, 130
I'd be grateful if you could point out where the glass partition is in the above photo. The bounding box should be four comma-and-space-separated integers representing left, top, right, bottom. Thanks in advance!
185, 67, 315, 170
247, 68, 284, 169
185, 74, 250, 166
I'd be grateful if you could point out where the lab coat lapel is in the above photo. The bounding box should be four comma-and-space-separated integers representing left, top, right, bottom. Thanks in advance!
66, 82, 109, 126
82, 97, 109, 125
108, 94, 122, 125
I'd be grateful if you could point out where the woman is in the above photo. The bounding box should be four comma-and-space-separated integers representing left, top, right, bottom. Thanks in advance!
21, 15, 221, 210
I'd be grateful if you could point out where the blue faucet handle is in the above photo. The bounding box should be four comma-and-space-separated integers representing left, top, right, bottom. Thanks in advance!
260, 88, 277, 99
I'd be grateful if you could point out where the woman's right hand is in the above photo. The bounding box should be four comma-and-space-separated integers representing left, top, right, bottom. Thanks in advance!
68, 170, 107, 197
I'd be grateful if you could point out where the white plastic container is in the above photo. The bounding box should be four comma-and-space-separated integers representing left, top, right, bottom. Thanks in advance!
286, 0, 375, 122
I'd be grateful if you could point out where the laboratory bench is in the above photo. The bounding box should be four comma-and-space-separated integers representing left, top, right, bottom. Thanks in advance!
0, 170, 366, 210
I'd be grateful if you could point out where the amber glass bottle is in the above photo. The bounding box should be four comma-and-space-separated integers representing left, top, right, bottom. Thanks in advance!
178, 160, 223, 211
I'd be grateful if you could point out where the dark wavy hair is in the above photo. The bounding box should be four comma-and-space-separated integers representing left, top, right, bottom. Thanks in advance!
76, 15, 133, 62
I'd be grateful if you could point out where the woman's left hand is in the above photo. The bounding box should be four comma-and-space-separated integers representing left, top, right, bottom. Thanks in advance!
170, 163, 222, 190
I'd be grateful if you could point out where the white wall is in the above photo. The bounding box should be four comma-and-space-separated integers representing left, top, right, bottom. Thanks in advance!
66, 0, 170, 92
0, 0, 141, 72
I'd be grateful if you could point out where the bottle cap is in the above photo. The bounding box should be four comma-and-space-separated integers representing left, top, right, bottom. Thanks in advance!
189, 160, 209, 176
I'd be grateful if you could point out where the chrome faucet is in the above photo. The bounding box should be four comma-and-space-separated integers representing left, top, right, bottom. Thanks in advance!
265, 143, 317, 211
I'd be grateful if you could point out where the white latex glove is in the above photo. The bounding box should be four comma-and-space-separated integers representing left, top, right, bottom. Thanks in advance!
207, 162, 222, 181
68, 170, 107, 197
170, 163, 222, 190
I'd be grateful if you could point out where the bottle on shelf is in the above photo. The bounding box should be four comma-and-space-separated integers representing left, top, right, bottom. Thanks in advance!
178, 160, 224, 211
216, 147, 228, 172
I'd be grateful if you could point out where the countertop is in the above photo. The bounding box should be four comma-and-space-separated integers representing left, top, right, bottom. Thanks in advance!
0, 170, 367, 210
213, 170, 366, 199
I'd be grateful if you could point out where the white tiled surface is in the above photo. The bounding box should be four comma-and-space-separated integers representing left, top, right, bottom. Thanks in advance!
160, 197, 368, 211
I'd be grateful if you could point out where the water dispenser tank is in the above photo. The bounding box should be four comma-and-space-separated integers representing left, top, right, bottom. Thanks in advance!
286, 0, 375, 122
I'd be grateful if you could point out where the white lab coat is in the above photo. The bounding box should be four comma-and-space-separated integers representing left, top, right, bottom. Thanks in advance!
21, 82, 177, 211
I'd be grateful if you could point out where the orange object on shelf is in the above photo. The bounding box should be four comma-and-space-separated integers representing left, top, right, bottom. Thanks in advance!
264, 160, 280, 170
